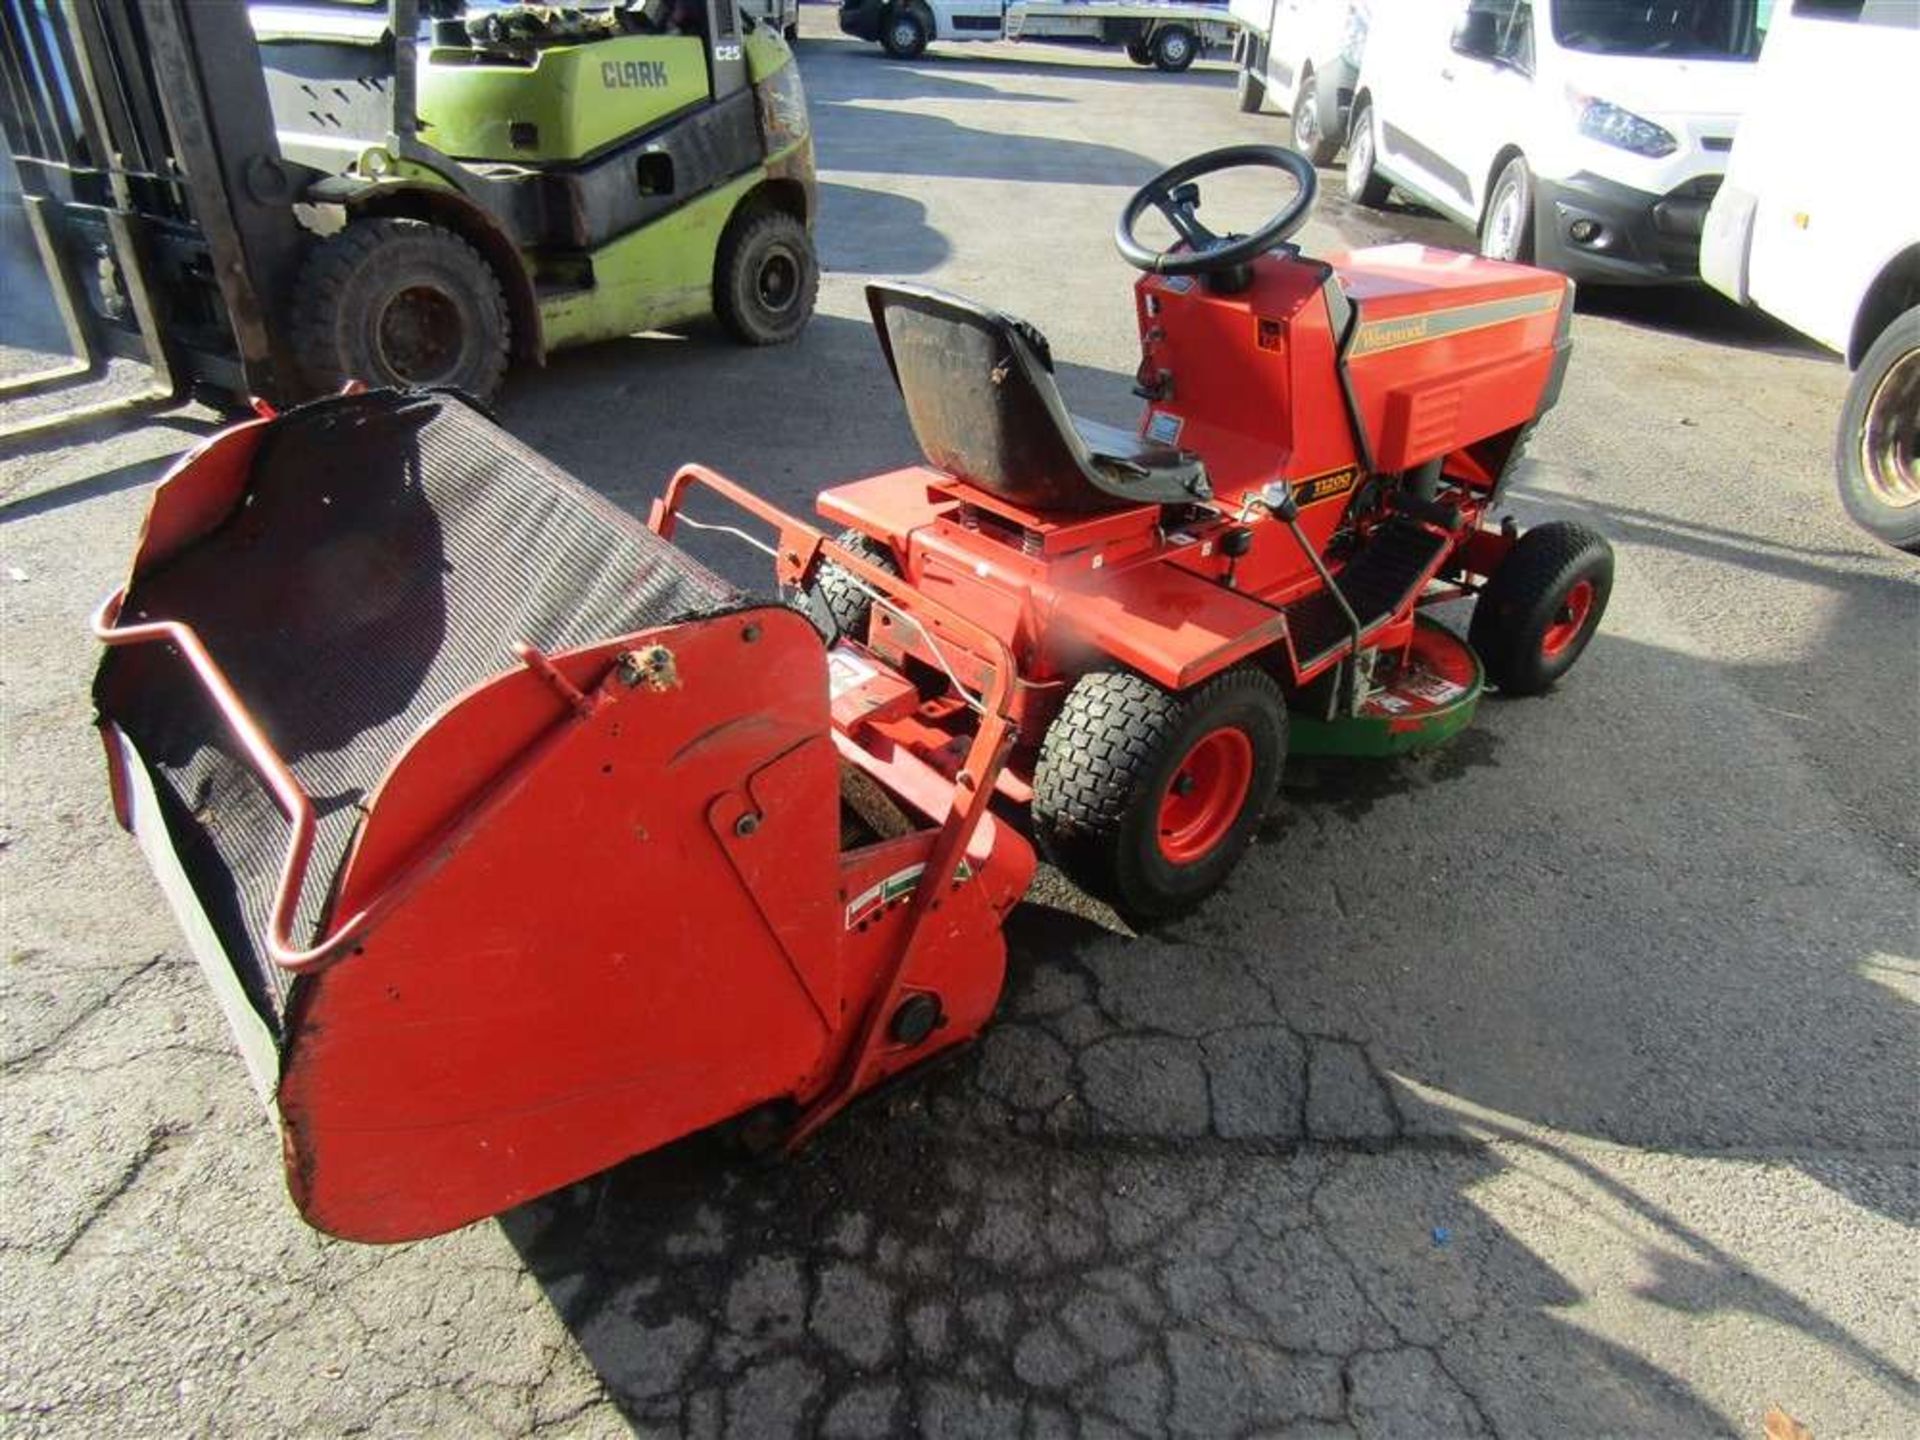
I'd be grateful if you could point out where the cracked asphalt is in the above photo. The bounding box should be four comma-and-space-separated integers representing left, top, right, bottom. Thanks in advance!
3, 15, 1916, 1439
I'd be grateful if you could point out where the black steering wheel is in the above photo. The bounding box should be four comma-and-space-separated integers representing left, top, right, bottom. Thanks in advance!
1115, 145, 1319, 277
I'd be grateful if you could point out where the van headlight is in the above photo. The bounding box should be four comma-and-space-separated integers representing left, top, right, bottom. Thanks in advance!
1571, 94, 1677, 158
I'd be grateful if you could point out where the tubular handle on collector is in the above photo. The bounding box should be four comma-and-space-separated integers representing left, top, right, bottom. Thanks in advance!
91, 590, 373, 975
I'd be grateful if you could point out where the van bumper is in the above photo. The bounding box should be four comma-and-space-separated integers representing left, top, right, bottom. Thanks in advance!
1533, 171, 1724, 287
839, 0, 884, 40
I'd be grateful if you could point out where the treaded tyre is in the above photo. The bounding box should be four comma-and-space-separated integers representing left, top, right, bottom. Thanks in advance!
803, 529, 900, 644
1835, 303, 1920, 554
1152, 25, 1197, 72
291, 217, 510, 401
1236, 64, 1265, 113
1033, 668, 1286, 922
1344, 99, 1390, 207
714, 207, 819, 346
1479, 154, 1535, 264
880, 5, 929, 58
1291, 71, 1340, 166
1469, 521, 1613, 695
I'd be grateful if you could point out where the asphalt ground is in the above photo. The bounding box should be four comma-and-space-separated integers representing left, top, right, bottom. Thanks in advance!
2, 13, 1916, 1438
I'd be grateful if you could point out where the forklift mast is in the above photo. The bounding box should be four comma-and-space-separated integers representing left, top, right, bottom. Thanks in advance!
0, 0, 310, 433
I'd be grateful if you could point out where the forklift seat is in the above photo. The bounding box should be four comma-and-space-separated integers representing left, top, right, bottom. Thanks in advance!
866, 283, 1210, 514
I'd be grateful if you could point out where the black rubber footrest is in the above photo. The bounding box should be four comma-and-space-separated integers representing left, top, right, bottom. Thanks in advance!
1283, 522, 1449, 672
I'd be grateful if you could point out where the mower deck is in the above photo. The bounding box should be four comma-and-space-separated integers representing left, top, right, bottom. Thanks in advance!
1289, 617, 1484, 758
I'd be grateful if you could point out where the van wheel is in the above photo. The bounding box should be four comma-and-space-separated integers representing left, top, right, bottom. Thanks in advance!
1236, 64, 1265, 112
1344, 99, 1391, 207
714, 208, 818, 346
881, 5, 929, 58
1480, 156, 1535, 264
1836, 304, 1920, 553
291, 218, 510, 402
1153, 25, 1198, 72
1291, 72, 1340, 166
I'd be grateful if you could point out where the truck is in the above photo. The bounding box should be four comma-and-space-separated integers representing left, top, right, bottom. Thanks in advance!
839, 0, 1238, 71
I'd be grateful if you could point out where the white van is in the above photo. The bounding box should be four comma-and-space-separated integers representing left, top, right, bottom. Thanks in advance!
1702, 0, 1918, 553
1229, 0, 1371, 163
1347, 0, 1763, 283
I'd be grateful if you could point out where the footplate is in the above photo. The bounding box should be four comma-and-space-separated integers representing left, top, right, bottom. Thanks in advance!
1289, 617, 1483, 757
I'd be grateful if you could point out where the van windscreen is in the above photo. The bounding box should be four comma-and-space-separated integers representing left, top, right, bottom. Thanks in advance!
1552, 0, 1765, 59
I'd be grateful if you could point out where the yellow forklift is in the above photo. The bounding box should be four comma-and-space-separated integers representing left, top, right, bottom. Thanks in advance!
0, 0, 818, 433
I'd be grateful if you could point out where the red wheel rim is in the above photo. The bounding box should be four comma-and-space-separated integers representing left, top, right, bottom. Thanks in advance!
1541, 578, 1595, 659
1157, 727, 1255, 864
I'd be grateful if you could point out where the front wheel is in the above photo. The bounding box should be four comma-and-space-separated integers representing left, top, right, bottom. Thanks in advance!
1479, 155, 1535, 264
1468, 522, 1613, 695
1835, 304, 1920, 553
1236, 64, 1266, 113
290, 217, 510, 402
1152, 25, 1197, 73
880, 5, 929, 58
1033, 668, 1286, 922
714, 207, 819, 346
1344, 100, 1391, 207
1291, 72, 1340, 166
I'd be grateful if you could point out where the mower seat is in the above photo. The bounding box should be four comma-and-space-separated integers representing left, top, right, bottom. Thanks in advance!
866, 283, 1209, 514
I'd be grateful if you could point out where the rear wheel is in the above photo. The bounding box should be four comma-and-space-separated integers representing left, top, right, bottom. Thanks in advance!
1125, 37, 1153, 64
804, 530, 900, 644
880, 5, 929, 58
714, 207, 818, 346
1291, 71, 1340, 166
1469, 522, 1613, 695
1236, 63, 1266, 113
1479, 155, 1535, 263
1344, 99, 1390, 207
291, 217, 510, 402
1835, 304, 1920, 553
1153, 25, 1198, 72
1033, 668, 1286, 921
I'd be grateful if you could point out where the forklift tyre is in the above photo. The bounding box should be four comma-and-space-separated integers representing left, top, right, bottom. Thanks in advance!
291, 218, 510, 402
715, 207, 819, 346
1153, 25, 1198, 73
1034, 668, 1286, 922
1468, 521, 1613, 695
804, 530, 901, 643
880, 5, 930, 58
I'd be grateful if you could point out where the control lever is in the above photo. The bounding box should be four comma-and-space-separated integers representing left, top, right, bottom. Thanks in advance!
1261, 482, 1365, 714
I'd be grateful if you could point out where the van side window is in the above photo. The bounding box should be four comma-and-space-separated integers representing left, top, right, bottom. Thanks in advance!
1792, 0, 1914, 22
1455, 0, 1534, 71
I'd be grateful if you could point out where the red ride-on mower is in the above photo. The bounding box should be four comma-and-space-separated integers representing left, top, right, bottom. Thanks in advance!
89, 146, 1610, 1241
797, 145, 1614, 919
